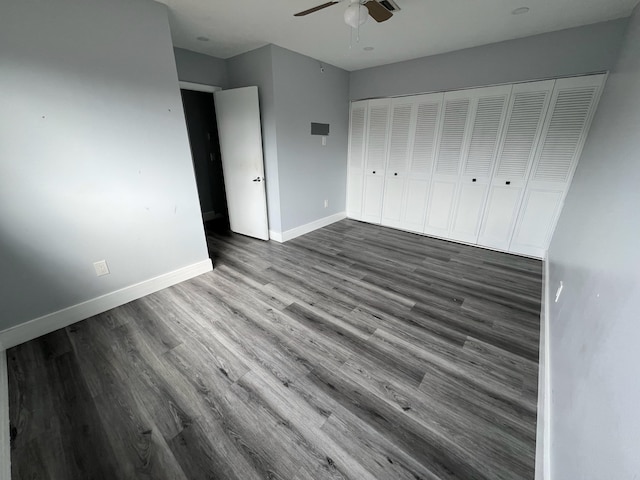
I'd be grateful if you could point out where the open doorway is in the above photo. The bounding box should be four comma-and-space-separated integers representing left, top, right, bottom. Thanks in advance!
180, 85, 229, 237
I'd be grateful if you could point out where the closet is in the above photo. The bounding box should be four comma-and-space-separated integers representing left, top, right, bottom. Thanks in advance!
346, 74, 605, 258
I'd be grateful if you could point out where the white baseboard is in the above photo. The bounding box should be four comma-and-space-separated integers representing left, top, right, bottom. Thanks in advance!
0, 259, 213, 350
535, 255, 551, 480
272, 212, 346, 243
269, 230, 284, 243
0, 351, 9, 480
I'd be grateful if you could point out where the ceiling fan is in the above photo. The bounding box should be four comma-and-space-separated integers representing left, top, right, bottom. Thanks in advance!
294, 0, 400, 28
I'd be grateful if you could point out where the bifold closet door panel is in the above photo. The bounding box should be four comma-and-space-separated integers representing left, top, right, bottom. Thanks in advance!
510, 189, 564, 258
478, 79, 555, 250
346, 101, 368, 220
346, 174, 364, 219
361, 99, 391, 224
449, 85, 512, 244
381, 176, 405, 227
381, 98, 416, 229
380, 93, 444, 231
402, 179, 430, 232
424, 91, 473, 237
400, 93, 444, 232
510, 74, 606, 257
362, 175, 385, 222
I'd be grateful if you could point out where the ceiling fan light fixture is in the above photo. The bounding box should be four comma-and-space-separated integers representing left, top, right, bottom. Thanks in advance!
344, 3, 368, 29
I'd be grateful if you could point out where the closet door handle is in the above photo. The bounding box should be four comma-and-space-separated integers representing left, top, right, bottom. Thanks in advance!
505, 181, 511, 185
372, 171, 376, 174
472, 178, 477, 182
394, 173, 398, 176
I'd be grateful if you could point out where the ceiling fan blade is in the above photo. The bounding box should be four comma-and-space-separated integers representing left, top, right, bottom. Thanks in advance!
294, 1, 340, 16
364, 0, 393, 22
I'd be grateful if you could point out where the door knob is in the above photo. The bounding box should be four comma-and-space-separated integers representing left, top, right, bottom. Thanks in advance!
253, 177, 263, 182
372, 171, 376, 174
472, 178, 477, 182
394, 173, 398, 176
505, 181, 511, 185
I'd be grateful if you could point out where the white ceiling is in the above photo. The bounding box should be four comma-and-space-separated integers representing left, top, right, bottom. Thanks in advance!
161, 0, 637, 71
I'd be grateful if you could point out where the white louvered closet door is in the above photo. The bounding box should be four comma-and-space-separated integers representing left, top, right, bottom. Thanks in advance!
424, 91, 473, 237
449, 85, 512, 243
381, 98, 416, 229
510, 74, 606, 257
346, 101, 368, 220
362, 99, 391, 224
401, 93, 443, 232
477, 80, 555, 250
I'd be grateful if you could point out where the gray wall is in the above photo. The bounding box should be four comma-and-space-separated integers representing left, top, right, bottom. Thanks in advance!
174, 47, 228, 88
350, 18, 629, 100
548, 5, 640, 479
227, 45, 350, 234
0, 0, 209, 330
227, 45, 282, 233
271, 46, 349, 231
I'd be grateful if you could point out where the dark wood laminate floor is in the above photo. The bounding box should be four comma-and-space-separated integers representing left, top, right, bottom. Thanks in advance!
8, 220, 542, 480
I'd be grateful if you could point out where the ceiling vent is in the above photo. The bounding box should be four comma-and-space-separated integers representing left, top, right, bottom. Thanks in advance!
379, 0, 401, 12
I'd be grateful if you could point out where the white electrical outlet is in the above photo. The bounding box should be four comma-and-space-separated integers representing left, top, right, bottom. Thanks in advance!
93, 260, 110, 277
322, 136, 327, 146
324, 199, 328, 208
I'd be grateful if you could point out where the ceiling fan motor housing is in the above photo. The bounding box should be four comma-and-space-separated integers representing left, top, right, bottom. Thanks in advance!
344, 2, 369, 28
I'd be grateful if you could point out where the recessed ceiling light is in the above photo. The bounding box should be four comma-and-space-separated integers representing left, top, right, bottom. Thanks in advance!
363, 46, 374, 51
196, 36, 210, 41
511, 7, 530, 15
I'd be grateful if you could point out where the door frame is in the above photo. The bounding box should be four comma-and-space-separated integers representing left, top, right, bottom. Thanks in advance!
179, 81, 221, 94
179, 81, 224, 221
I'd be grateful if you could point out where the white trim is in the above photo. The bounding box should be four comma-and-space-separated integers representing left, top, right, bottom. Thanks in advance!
0, 260, 212, 350
277, 212, 346, 243
0, 351, 9, 480
178, 81, 221, 93
544, 254, 552, 480
269, 230, 284, 243
535, 254, 552, 480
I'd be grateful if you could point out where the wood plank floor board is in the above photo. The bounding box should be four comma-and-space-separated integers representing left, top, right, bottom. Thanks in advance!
162, 345, 307, 480
8, 333, 121, 480
409, 303, 540, 363
8, 219, 541, 479
284, 302, 427, 387
319, 410, 442, 480
339, 357, 534, 479
370, 328, 537, 414
306, 364, 489, 480
349, 304, 470, 349
67, 345, 188, 478
193, 275, 353, 375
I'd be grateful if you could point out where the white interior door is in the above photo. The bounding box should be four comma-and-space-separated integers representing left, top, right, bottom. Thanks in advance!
214, 87, 269, 240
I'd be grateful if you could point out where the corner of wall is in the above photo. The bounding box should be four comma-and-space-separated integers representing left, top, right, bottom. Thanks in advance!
267, 45, 284, 234
535, 252, 552, 480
